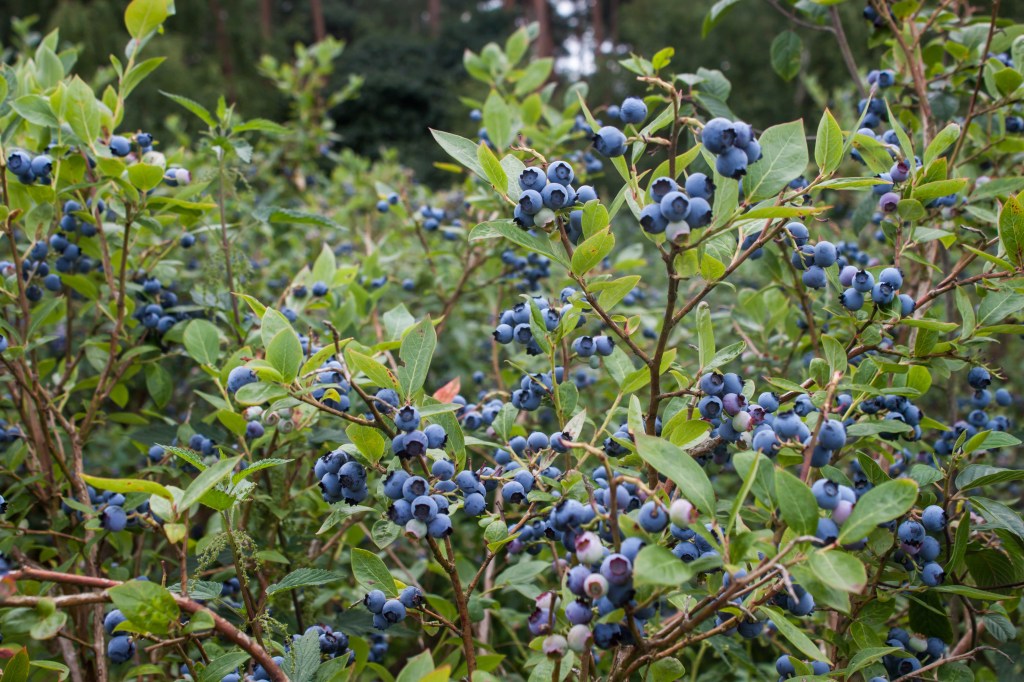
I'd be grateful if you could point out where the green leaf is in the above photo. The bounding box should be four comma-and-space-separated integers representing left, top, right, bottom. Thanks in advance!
318, 504, 376, 535
483, 89, 514, 150
346, 349, 400, 392
252, 205, 337, 229
971, 497, 1024, 541
267, 327, 302, 383
233, 118, 289, 134
633, 545, 722, 587
571, 229, 615, 275
702, 0, 743, 37
12, 94, 58, 127
648, 657, 685, 682
178, 456, 240, 512
821, 335, 847, 375
127, 162, 165, 192
232, 458, 292, 485
846, 647, 905, 677
814, 109, 843, 175
913, 178, 968, 203
759, 605, 827, 662
775, 469, 818, 536
266, 568, 345, 596
770, 31, 802, 81
125, 0, 171, 39
183, 320, 221, 366
957, 464, 1024, 490
109, 580, 179, 635
81, 473, 172, 500
160, 90, 216, 128
344, 426, 382, 467
923, 122, 960, 166
432, 128, 486, 177
477, 143, 508, 192
696, 301, 715, 369
634, 435, 716, 516
469, 220, 569, 268
3, 649, 29, 682
807, 550, 866, 592
514, 58, 553, 96
63, 77, 101, 148
837, 478, 918, 543
284, 629, 321, 682
743, 120, 808, 201
398, 318, 436, 399
351, 548, 398, 596
396, 651, 435, 682
998, 193, 1024, 269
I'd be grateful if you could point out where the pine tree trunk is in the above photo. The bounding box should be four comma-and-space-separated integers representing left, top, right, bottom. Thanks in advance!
311, 0, 326, 41
533, 0, 553, 57
428, 0, 442, 37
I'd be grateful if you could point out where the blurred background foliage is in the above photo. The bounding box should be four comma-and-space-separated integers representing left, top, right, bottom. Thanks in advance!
4, 0, 1021, 183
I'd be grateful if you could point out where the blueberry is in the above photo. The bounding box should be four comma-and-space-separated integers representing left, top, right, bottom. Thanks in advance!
541, 183, 571, 210
109, 135, 132, 157
227, 366, 258, 394
599, 553, 632, 585
619, 97, 647, 124
104, 609, 127, 635
546, 161, 574, 186
519, 167, 547, 192
921, 561, 945, 586
968, 366, 991, 389
814, 241, 838, 267
382, 599, 407, 623
685, 197, 712, 228
921, 505, 946, 532
107, 636, 135, 663
519, 189, 543, 215
812, 479, 840, 510
852, 269, 875, 293
649, 177, 678, 203
879, 191, 900, 213
871, 281, 895, 305
841, 288, 865, 311
701, 118, 736, 154
715, 146, 748, 179
685, 172, 714, 199
593, 126, 628, 157
802, 266, 827, 289
637, 500, 668, 532
659, 191, 690, 222
394, 405, 421, 432
878, 267, 903, 289
639, 203, 668, 233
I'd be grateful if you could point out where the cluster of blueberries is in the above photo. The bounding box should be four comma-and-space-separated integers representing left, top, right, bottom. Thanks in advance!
362, 585, 423, 631
590, 95, 647, 158
130, 275, 201, 334
783, 223, 843, 290
838, 264, 913, 313
103, 608, 136, 663
5, 149, 55, 184
934, 367, 1014, 454
513, 162, 598, 235
880, 627, 947, 679
638, 173, 714, 237
314, 447, 369, 505
500, 248, 552, 292
895, 506, 948, 587
492, 296, 564, 354
60, 485, 151, 533
700, 117, 764, 179
381, 458, 478, 539
528, 494, 737, 652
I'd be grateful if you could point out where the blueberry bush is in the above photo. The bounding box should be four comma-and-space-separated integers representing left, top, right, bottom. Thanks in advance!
1, 0, 1024, 680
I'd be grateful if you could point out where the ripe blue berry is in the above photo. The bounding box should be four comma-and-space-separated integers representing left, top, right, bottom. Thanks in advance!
593, 126, 628, 157
619, 97, 647, 124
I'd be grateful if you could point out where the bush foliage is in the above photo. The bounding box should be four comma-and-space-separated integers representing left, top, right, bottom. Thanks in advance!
1, 1, 1023, 681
